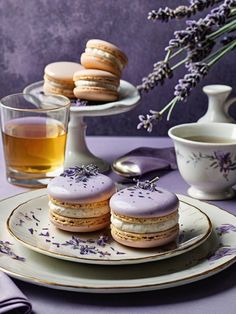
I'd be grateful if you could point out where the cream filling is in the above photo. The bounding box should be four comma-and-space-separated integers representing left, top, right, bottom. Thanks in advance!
75, 80, 118, 91
111, 214, 179, 234
49, 201, 110, 218
44, 77, 74, 91
85, 47, 124, 71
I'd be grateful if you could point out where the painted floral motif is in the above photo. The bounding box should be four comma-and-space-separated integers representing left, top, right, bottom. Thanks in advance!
208, 246, 236, 262
208, 223, 236, 262
187, 150, 236, 180
216, 224, 236, 235
0, 240, 25, 261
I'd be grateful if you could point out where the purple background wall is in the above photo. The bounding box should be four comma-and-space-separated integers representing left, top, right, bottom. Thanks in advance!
0, 0, 235, 136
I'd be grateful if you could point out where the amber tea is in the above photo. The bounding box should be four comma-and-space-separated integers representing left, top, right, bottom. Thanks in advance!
2, 117, 67, 174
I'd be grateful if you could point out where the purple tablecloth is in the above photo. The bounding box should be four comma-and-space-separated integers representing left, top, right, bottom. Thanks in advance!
0, 136, 236, 314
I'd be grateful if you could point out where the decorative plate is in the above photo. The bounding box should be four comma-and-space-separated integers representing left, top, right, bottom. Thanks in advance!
23, 80, 140, 117
0, 190, 236, 293
7, 192, 211, 265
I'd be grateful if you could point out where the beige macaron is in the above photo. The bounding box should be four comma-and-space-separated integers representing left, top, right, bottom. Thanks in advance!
43, 61, 84, 98
81, 39, 128, 78
73, 69, 120, 101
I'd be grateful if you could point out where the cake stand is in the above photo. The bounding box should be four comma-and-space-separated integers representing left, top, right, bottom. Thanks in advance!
23, 80, 140, 172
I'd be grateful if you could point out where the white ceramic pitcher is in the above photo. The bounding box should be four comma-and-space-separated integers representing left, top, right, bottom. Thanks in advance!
198, 84, 236, 123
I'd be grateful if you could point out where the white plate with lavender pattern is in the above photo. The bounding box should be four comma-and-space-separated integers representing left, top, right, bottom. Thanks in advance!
1, 190, 236, 293
6, 190, 212, 265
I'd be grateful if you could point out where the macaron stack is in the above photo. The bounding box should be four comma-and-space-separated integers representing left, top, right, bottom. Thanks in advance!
47, 165, 116, 232
73, 39, 128, 102
109, 181, 179, 248
80, 39, 128, 78
43, 61, 84, 98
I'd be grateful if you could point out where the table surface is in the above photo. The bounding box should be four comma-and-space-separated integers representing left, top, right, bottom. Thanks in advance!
0, 136, 236, 314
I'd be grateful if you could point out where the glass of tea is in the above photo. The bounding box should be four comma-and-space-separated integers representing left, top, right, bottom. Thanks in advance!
0, 93, 70, 187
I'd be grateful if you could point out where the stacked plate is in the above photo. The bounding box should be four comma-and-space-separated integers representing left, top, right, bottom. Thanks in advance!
0, 189, 235, 293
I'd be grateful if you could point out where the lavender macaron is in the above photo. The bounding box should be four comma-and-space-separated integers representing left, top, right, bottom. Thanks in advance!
109, 180, 179, 248
47, 165, 116, 232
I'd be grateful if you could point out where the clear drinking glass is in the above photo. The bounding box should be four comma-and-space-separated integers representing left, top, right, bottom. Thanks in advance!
0, 93, 70, 187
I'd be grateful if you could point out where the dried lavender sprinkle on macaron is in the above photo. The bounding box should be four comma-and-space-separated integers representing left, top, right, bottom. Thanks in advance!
60, 165, 99, 182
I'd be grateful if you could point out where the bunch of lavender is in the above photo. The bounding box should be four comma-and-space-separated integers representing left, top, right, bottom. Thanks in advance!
138, 0, 236, 132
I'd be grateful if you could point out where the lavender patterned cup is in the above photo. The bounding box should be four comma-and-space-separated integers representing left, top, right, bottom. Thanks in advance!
168, 123, 236, 200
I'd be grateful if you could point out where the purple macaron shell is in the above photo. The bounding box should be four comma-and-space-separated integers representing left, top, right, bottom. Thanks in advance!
109, 187, 179, 217
47, 174, 116, 203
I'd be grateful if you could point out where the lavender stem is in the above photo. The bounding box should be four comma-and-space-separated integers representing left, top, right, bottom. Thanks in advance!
171, 58, 188, 70
169, 18, 236, 61
167, 97, 179, 120
208, 39, 236, 66
159, 96, 179, 116
169, 47, 185, 59
205, 38, 236, 62
209, 19, 236, 40
164, 49, 172, 62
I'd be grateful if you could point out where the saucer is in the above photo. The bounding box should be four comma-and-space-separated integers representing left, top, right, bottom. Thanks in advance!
0, 190, 235, 293
7, 190, 211, 265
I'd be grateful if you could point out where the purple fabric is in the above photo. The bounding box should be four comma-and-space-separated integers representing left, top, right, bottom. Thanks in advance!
114, 146, 177, 176
0, 272, 31, 314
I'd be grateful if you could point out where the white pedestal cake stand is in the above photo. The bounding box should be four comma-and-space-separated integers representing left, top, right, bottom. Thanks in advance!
23, 80, 140, 172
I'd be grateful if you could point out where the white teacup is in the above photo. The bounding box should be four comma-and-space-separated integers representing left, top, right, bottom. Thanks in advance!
168, 123, 236, 200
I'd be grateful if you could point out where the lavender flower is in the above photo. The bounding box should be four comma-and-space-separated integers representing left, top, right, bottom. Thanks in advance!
167, 0, 235, 50
187, 38, 215, 61
189, 0, 224, 13
148, 1, 223, 22
71, 99, 88, 107
96, 235, 109, 247
134, 177, 161, 192
167, 19, 212, 50
61, 164, 99, 182
138, 0, 236, 132
62, 236, 86, 249
137, 110, 162, 132
174, 62, 209, 100
148, 7, 176, 22
137, 61, 173, 94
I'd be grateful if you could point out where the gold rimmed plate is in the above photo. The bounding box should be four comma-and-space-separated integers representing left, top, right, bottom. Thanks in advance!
7, 190, 211, 265
0, 189, 236, 293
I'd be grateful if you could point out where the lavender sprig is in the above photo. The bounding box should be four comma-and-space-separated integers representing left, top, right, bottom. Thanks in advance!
61, 164, 99, 182
187, 38, 215, 61
148, 1, 223, 22
167, 0, 236, 50
137, 110, 162, 132
138, 1, 236, 132
174, 62, 209, 100
134, 177, 160, 192
137, 61, 173, 94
